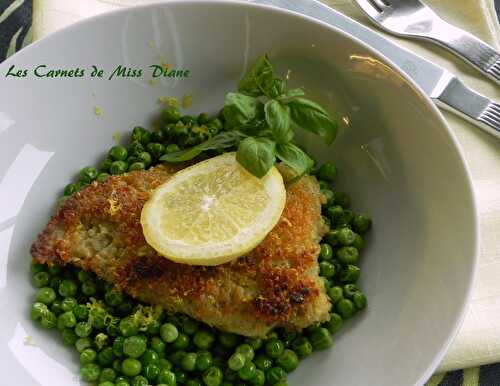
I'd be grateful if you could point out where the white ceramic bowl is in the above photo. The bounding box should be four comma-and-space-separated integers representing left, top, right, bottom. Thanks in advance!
0, 1, 477, 385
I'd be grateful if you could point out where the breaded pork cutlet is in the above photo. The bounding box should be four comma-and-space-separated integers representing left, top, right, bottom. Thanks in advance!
31, 164, 331, 337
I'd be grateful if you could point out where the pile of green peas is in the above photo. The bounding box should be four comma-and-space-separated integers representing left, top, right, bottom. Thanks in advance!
63, 107, 224, 196
40, 106, 372, 385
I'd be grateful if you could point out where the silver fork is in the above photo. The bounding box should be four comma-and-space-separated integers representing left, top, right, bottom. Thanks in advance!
353, 0, 500, 84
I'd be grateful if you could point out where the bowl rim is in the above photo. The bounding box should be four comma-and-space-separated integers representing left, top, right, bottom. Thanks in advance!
1, 0, 479, 384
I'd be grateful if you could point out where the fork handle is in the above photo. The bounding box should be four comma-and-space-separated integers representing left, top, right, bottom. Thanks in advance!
423, 19, 500, 84
434, 76, 500, 138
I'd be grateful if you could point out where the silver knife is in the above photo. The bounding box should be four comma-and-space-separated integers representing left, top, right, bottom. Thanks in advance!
250, 0, 500, 138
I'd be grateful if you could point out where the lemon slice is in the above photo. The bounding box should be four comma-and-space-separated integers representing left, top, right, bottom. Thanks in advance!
141, 153, 286, 265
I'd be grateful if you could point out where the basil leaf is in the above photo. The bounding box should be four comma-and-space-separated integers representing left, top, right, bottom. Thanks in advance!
236, 137, 276, 178
276, 142, 314, 180
267, 78, 286, 99
288, 98, 337, 144
238, 55, 274, 97
160, 131, 245, 162
278, 88, 305, 102
223, 92, 260, 128
264, 100, 293, 144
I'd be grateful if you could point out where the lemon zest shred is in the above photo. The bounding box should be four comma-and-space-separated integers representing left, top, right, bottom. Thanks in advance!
182, 94, 193, 109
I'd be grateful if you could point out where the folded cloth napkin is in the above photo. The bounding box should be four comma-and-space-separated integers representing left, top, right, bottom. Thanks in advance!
2, 0, 500, 384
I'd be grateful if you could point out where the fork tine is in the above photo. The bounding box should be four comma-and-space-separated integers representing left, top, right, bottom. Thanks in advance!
353, 0, 383, 19
479, 102, 500, 130
487, 58, 500, 83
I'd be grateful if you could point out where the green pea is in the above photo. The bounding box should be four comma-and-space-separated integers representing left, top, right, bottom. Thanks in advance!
105, 289, 124, 307
173, 332, 190, 350
109, 145, 129, 161
113, 336, 125, 357
82, 280, 97, 296
131, 126, 151, 145
157, 368, 176, 385
116, 379, 131, 386
181, 352, 198, 372
319, 243, 333, 260
50, 300, 64, 315
128, 141, 145, 156
64, 182, 80, 196
197, 112, 210, 124
318, 180, 330, 191
110, 160, 128, 175
352, 234, 364, 251
249, 369, 265, 385
340, 265, 361, 283
128, 162, 145, 172
196, 351, 213, 371
98, 347, 116, 366
245, 337, 263, 350
151, 129, 165, 143
265, 339, 284, 359
336, 298, 355, 319
337, 209, 354, 226
99, 158, 113, 173
161, 108, 182, 124
292, 337, 312, 358
236, 343, 254, 362
112, 358, 122, 373
203, 366, 223, 386
352, 214, 372, 234
99, 367, 116, 382
139, 349, 158, 367
76, 270, 90, 282
228, 353, 246, 371
318, 163, 337, 182
165, 143, 181, 153
33, 271, 50, 288
61, 297, 77, 311
144, 363, 160, 381
353, 292, 368, 310
193, 329, 214, 349
40, 311, 57, 329
79, 166, 98, 183
120, 317, 139, 337
310, 327, 333, 350
334, 191, 350, 208
319, 261, 336, 278
58, 279, 77, 297
147, 142, 164, 159
337, 228, 356, 245
57, 311, 76, 330
122, 358, 142, 377
81, 363, 101, 382
254, 354, 273, 371
325, 206, 343, 225
320, 189, 334, 207
75, 337, 93, 352
169, 350, 186, 366
36, 287, 56, 304
151, 336, 166, 354
81, 348, 98, 364
276, 350, 298, 373
134, 152, 151, 167
327, 286, 344, 303
325, 313, 343, 334
31, 262, 46, 274
131, 375, 148, 386
96, 172, 110, 183
337, 246, 359, 264
219, 332, 239, 348
181, 317, 200, 335
75, 321, 93, 337
158, 358, 172, 370
266, 367, 287, 384
123, 336, 147, 358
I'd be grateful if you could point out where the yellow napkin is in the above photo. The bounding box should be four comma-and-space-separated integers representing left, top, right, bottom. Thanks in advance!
33, 0, 500, 374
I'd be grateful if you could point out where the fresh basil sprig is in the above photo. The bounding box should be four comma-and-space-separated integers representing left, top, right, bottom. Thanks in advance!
161, 54, 338, 179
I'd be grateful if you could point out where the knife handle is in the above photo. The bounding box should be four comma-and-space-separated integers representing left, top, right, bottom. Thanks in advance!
434, 77, 500, 138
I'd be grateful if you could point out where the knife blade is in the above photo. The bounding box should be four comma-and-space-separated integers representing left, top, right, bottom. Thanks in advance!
250, 0, 500, 138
